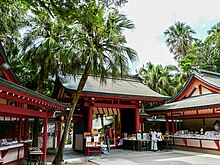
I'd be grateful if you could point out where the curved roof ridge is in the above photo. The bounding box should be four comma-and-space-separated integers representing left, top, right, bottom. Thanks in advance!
57, 74, 170, 100
0, 42, 20, 84
0, 77, 68, 108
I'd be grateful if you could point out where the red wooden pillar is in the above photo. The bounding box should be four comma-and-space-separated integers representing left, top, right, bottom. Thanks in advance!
57, 119, 62, 148
42, 117, 48, 164
120, 109, 122, 137
114, 115, 118, 145
88, 106, 93, 132
18, 118, 22, 142
24, 118, 29, 140
172, 119, 175, 135
166, 118, 169, 133
135, 108, 140, 133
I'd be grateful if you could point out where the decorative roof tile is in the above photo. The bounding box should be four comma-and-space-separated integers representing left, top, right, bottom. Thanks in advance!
58, 74, 170, 100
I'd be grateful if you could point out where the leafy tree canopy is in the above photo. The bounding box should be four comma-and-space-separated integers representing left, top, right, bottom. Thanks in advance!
179, 22, 220, 73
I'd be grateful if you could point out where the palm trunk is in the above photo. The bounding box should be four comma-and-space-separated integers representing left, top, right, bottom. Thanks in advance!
52, 59, 92, 165
100, 114, 104, 128
33, 67, 45, 147
32, 118, 40, 147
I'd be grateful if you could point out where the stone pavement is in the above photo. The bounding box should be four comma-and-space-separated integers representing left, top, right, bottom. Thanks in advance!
89, 150, 220, 165
60, 145, 150, 164
46, 145, 220, 165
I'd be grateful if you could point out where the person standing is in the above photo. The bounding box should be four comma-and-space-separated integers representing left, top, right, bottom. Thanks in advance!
214, 120, 220, 131
150, 128, 158, 152
105, 126, 112, 153
156, 129, 163, 151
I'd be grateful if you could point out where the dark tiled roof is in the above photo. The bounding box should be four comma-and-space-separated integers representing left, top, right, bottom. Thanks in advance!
0, 42, 20, 84
146, 93, 220, 112
198, 69, 220, 89
0, 77, 68, 109
58, 74, 170, 100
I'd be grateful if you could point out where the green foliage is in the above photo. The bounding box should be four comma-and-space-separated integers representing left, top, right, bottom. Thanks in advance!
164, 22, 197, 62
179, 22, 220, 73
139, 62, 187, 98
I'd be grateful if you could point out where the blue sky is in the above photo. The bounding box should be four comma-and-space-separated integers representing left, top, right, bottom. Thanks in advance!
121, 0, 220, 73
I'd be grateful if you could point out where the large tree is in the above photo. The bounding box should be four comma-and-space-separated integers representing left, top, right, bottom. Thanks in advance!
18, 0, 137, 164
179, 22, 220, 73
164, 22, 197, 62
139, 62, 187, 97
52, 3, 137, 164
0, 0, 27, 55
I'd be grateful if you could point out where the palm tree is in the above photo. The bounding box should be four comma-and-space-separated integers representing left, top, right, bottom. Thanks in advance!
207, 22, 220, 35
139, 62, 186, 97
18, 8, 64, 147
21, 11, 61, 94
164, 22, 197, 61
15, 1, 136, 163
0, 1, 26, 53
52, 2, 137, 164
179, 22, 220, 73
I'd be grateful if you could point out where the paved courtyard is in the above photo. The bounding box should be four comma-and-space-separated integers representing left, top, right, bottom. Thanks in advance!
58, 146, 220, 165
89, 150, 220, 165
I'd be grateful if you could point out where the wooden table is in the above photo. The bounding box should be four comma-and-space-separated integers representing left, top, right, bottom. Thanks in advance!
122, 139, 150, 151
27, 147, 43, 165
84, 146, 101, 156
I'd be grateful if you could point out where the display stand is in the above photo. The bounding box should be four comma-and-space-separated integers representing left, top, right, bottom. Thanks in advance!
83, 130, 102, 156
27, 147, 43, 165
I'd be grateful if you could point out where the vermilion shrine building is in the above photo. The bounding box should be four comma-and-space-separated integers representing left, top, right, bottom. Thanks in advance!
147, 69, 220, 151
0, 42, 67, 164
52, 74, 169, 150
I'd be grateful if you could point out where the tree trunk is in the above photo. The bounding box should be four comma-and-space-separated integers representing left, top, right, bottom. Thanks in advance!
100, 114, 104, 128
32, 118, 40, 147
33, 67, 46, 147
52, 59, 92, 165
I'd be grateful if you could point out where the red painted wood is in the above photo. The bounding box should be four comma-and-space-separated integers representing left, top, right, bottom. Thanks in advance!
168, 113, 220, 119
0, 91, 50, 110
114, 115, 118, 145
214, 140, 220, 150
175, 79, 220, 101
78, 94, 166, 102
42, 117, 48, 162
151, 104, 220, 117
188, 88, 196, 97
166, 118, 169, 133
135, 108, 140, 133
0, 85, 66, 110
199, 85, 202, 95
172, 119, 175, 135
1, 69, 16, 83
0, 104, 47, 117
57, 121, 61, 148
87, 106, 93, 132
93, 102, 137, 109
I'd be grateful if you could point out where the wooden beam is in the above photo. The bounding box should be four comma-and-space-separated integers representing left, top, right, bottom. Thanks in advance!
0, 104, 47, 117
0, 85, 66, 110
168, 113, 220, 119
0, 92, 50, 110
93, 102, 137, 109
79, 94, 166, 102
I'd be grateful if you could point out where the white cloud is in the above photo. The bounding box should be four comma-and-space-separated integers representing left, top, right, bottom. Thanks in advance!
121, 0, 220, 73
